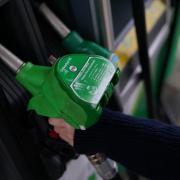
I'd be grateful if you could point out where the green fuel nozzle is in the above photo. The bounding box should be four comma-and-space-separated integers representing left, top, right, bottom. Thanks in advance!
0, 44, 120, 129
39, 3, 119, 66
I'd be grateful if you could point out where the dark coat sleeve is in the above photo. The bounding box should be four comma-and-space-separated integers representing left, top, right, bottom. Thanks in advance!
75, 108, 180, 180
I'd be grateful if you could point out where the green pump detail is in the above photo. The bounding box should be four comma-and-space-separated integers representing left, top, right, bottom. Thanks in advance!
39, 3, 119, 66
0, 45, 120, 129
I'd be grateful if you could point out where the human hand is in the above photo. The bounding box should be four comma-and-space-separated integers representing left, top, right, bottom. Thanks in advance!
48, 118, 75, 146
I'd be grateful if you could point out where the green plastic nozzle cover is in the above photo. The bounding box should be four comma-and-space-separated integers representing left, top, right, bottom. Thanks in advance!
62, 31, 119, 66
16, 54, 120, 129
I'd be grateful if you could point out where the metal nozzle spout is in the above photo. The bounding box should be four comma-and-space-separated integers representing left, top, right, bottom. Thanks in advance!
0, 44, 24, 73
39, 3, 70, 38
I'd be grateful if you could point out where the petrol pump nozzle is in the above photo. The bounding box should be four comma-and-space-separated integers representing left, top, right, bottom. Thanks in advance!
39, 3, 119, 66
0, 44, 120, 129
